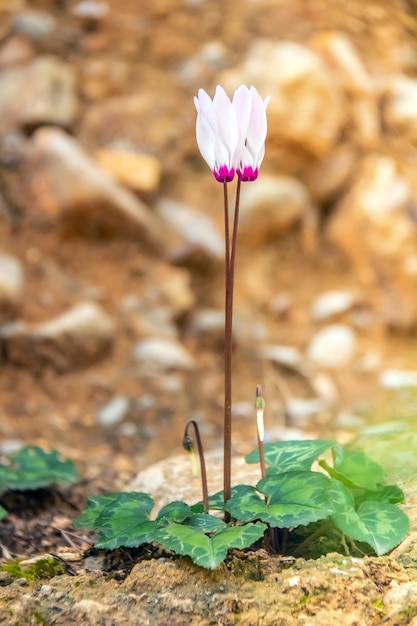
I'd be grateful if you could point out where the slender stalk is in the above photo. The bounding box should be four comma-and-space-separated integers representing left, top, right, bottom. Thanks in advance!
183, 419, 209, 510
223, 181, 232, 518
255, 384, 266, 479
223, 179, 242, 515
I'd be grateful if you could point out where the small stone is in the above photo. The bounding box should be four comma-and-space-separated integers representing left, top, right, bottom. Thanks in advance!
71, 1, 109, 21
379, 369, 417, 389
1, 302, 115, 372
156, 197, 223, 265
382, 75, 417, 144
328, 155, 417, 328
0, 35, 35, 70
11, 11, 57, 43
238, 175, 312, 245
307, 324, 357, 369
223, 40, 346, 156
384, 582, 417, 619
94, 149, 161, 195
0, 252, 25, 322
97, 395, 131, 426
285, 398, 327, 426
22, 127, 164, 247
259, 344, 304, 372
305, 144, 357, 203
132, 338, 195, 374
0, 55, 78, 132
311, 290, 359, 322
0, 439, 24, 455
312, 32, 374, 95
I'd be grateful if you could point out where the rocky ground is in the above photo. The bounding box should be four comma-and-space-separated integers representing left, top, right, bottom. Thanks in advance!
2, 0, 417, 623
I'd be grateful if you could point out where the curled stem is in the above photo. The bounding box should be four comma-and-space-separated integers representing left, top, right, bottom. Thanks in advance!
183, 419, 209, 511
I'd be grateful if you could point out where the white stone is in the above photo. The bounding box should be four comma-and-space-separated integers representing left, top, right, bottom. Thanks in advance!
311, 290, 359, 322
307, 325, 357, 369
156, 197, 223, 262
223, 40, 346, 156
238, 175, 312, 245
0, 252, 25, 320
380, 369, 417, 389
23, 127, 164, 247
97, 395, 130, 426
132, 338, 195, 373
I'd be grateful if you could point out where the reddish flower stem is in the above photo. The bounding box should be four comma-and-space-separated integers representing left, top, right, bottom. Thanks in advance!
223, 179, 241, 520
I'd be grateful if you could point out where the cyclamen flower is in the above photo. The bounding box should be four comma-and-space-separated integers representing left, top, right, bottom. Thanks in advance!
194, 84, 269, 183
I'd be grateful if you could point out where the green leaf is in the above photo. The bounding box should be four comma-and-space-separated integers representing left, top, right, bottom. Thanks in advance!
0, 505, 7, 520
154, 522, 266, 569
156, 501, 191, 523
246, 440, 335, 472
329, 480, 409, 555
92, 492, 156, 550
184, 513, 225, 532
227, 472, 335, 529
74, 491, 156, 550
2, 446, 79, 491
205, 485, 254, 511
73, 493, 138, 530
320, 445, 384, 490
353, 485, 405, 507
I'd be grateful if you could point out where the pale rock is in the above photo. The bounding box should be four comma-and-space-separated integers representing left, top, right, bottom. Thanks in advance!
382, 75, 417, 144
328, 156, 417, 328
22, 128, 164, 247
384, 582, 417, 619
144, 265, 194, 315
11, 11, 57, 43
285, 398, 327, 426
349, 96, 380, 146
128, 450, 260, 509
306, 324, 357, 369
80, 59, 130, 101
0, 35, 35, 69
0, 302, 115, 372
312, 32, 374, 95
94, 148, 161, 194
305, 143, 356, 203
238, 175, 312, 245
177, 41, 228, 84
0, 252, 25, 322
71, 1, 109, 21
311, 290, 360, 322
223, 40, 346, 156
310, 372, 340, 406
379, 369, 417, 389
189, 308, 224, 348
312, 33, 379, 144
120, 297, 178, 339
0, 55, 78, 132
259, 344, 305, 373
97, 395, 131, 426
132, 337, 195, 374
156, 197, 223, 265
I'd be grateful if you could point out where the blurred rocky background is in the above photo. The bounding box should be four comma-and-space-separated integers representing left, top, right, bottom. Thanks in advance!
1, 0, 417, 486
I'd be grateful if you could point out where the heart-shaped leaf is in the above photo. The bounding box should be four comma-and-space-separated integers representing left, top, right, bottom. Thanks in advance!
320, 445, 384, 490
74, 492, 156, 549
246, 440, 334, 473
226, 472, 334, 528
329, 480, 409, 555
1, 447, 79, 492
155, 522, 266, 569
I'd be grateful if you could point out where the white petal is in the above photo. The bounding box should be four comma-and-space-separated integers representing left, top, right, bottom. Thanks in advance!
196, 111, 216, 169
